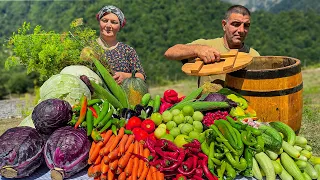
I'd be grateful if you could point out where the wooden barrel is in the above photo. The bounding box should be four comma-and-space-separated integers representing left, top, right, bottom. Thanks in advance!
225, 56, 303, 133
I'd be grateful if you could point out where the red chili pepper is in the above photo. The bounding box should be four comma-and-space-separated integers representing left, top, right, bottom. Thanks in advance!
74, 95, 87, 129
141, 119, 156, 133
200, 158, 218, 180
163, 89, 179, 104
159, 148, 185, 172
176, 174, 187, 180
159, 102, 173, 114
88, 106, 98, 118
154, 147, 178, 162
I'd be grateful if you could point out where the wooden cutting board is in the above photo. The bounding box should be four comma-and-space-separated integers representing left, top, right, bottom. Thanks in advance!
181, 50, 253, 76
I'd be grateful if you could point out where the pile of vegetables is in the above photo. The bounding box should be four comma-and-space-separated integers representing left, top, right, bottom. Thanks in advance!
3, 51, 320, 180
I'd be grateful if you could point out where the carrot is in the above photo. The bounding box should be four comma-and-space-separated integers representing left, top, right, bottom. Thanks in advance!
107, 169, 114, 180
101, 130, 113, 145
131, 157, 139, 180
89, 141, 97, 158
116, 166, 123, 175
100, 173, 107, 180
103, 135, 115, 155
150, 166, 157, 180
127, 175, 133, 180
88, 165, 95, 177
118, 134, 129, 156
138, 148, 151, 179
109, 127, 125, 152
94, 154, 102, 165
133, 141, 140, 155
137, 143, 144, 177
118, 172, 126, 180
124, 135, 135, 151
109, 159, 119, 171
138, 165, 149, 180
99, 147, 105, 156
146, 168, 152, 180
101, 160, 109, 174
92, 164, 102, 178
108, 147, 120, 161
157, 171, 164, 180
103, 155, 111, 164
89, 141, 104, 164
124, 157, 134, 177
94, 176, 101, 180
118, 143, 135, 168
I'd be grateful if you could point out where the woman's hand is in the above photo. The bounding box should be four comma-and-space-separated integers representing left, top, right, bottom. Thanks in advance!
113, 72, 130, 85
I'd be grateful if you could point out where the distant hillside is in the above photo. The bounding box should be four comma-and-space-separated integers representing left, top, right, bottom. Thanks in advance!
221, 0, 320, 13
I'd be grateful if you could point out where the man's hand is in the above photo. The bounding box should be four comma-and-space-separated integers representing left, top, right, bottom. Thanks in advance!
194, 45, 221, 64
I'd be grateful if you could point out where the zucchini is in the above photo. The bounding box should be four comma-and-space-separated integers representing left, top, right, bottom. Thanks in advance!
295, 135, 308, 147
295, 159, 307, 170
296, 155, 308, 161
261, 133, 282, 152
271, 160, 282, 174
255, 152, 276, 180
310, 156, 320, 165
282, 140, 301, 159
301, 149, 312, 159
265, 150, 279, 160
269, 121, 296, 145
153, 95, 161, 112
305, 162, 319, 179
140, 93, 151, 106
314, 164, 320, 177
304, 144, 313, 151
277, 159, 293, 180
258, 124, 283, 143
252, 157, 263, 180
281, 152, 305, 180
302, 171, 312, 180
170, 101, 230, 111
294, 145, 303, 152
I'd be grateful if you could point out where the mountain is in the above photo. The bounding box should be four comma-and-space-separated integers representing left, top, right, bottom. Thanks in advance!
221, 0, 320, 13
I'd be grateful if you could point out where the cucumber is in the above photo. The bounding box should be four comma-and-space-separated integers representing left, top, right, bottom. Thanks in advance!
277, 159, 293, 180
295, 159, 307, 170
269, 121, 296, 145
265, 150, 279, 160
140, 93, 151, 106
281, 152, 305, 180
252, 157, 263, 180
255, 152, 276, 180
258, 124, 283, 143
304, 161, 319, 179
271, 160, 282, 174
295, 135, 308, 147
282, 140, 301, 159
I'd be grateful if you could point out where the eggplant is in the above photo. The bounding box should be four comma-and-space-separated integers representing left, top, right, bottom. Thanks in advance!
120, 108, 129, 118
134, 104, 145, 116
111, 114, 120, 119
145, 106, 154, 117
125, 109, 137, 120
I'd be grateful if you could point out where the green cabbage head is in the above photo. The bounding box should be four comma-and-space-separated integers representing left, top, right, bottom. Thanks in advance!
40, 74, 91, 106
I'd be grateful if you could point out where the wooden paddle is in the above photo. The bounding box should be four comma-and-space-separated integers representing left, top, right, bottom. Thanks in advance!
181, 50, 253, 76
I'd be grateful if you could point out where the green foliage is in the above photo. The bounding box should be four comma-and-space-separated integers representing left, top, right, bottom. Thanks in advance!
5, 20, 98, 80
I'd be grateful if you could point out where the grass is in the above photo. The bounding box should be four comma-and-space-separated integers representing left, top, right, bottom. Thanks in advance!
1, 68, 320, 155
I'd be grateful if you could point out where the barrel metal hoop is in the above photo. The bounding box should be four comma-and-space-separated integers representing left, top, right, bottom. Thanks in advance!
228, 66, 301, 79
226, 83, 303, 97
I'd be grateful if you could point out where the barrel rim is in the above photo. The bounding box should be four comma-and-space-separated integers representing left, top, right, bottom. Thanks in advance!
244, 56, 300, 72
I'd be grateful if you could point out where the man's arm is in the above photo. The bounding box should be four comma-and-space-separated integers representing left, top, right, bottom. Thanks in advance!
164, 44, 221, 64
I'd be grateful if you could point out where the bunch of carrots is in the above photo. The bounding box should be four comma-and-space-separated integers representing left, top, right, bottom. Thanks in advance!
87, 127, 164, 180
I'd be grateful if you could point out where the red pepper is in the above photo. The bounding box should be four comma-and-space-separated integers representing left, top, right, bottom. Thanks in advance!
154, 147, 178, 162
74, 95, 87, 129
88, 106, 98, 118
163, 89, 179, 104
148, 133, 157, 143
132, 128, 149, 141
126, 116, 142, 130
159, 101, 173, 114
159, 148, 185, 172
200, 157, 218, 180
141, 119, 156, 133
176, 174, 187, 180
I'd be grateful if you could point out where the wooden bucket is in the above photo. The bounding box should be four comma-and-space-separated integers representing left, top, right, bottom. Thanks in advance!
225, 56, 303, 133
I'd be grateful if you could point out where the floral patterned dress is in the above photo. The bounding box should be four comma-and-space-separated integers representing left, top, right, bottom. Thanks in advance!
104, 42, 146, 79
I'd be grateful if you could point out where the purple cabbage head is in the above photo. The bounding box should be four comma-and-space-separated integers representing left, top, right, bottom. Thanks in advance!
0, 126, 44, 178
44, 126, 91, 179
32, 99, 72, 136
204, 93, 237, 107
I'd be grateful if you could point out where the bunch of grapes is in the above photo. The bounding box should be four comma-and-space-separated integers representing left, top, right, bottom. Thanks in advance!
202, 110, 232, 127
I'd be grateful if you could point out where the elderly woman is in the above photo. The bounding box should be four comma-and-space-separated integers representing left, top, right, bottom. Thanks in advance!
95, 5, 146, 84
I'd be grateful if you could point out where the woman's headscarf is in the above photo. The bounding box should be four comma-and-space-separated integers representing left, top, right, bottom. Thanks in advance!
96, 5, 126, 28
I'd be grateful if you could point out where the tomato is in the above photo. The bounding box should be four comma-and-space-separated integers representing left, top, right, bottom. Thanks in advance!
126, 116, 142, 130
132, 128, 149, 141
141, 119, 156, 134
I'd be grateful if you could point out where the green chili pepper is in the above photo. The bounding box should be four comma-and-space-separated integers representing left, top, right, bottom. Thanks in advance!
214, 152, 225, 160
68, 114, 77, 126
218, 160, 227, 180
245, 125, 261, 136
86, 108, 93, 136
92, 104, 101, 115
210, 125, 238, 155
241, 130, 257, 146
211, 157, 222, 165
87, 99, 103, 106
208, 141, 215, 174
91, 129, 102, 142
214, 120, 238, 150
111, 124, 117, 135
225, 151, 247, 171
242, 147, 253, 177
97, 108, 113, 129
254, 135, 265, 152
233, 127, 244, 155
225, 161, 237, 180
93, 100, 109, 127
201, 141, 210, 156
